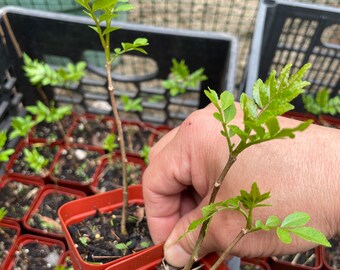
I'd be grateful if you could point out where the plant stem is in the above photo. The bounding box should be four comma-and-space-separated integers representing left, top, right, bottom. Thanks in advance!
183, 154, 236, 270
210, 229, 247, 270
105, 63, 129, 236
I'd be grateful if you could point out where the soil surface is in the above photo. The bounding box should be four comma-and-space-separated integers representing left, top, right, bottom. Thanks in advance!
272, 248, 316, 267
68, 204, 153, 264
123, 125, 152, 154
325, 237, 340, 269
0, 181, 40, 219
28, 192, 77, 234
96, 159, 142, 193
13, 241, 63, 270
0, 226, 17, 266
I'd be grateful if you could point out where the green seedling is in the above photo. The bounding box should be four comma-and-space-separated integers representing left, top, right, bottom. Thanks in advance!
0, 207, 7, 222
140, 241, 150, 248
79, 236, 89, 246
181, 63, 331, 270
23, 148, 49, 174
303, 88, 340, 116
75, 162, 89, 181
121, 95, 143, 112
26, 101, 72, 124
9, 115, 37, 140
102, 133, 119, 165
0, 132, 15, 162
162, 58, 207, 97
140, 145, 150, 165
75, 0, 149, 236
115, 241, 132, 255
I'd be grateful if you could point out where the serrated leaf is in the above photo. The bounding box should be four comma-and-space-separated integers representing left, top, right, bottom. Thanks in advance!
281, 212, 310, 228
240, 93, 257, 119
265, 215, 281, 227
201, 204, 217, 218
265, 118, 280, 136
93, 0, 116, 11
204, 88, 219, 107
228, 125, 248, 141
103, 26, 120, 35
276, 227, 292, 244
289, 227, 331, 247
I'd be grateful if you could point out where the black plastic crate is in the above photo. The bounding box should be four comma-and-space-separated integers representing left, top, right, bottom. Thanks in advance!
0, 6, 237, 127
244, 0, 340, 112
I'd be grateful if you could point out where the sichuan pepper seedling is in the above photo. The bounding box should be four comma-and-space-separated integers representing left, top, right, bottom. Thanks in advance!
302, 88, 340, 116
0, 132, 14, 162
181, 63, 325, 270
75, 0, 148, 235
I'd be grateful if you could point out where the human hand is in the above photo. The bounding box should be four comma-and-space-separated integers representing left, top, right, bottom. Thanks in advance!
143, 103, 340, 267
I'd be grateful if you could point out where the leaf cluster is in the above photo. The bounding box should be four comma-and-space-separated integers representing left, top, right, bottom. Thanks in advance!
121, 95, 143, 112
140, 145, 150, 165
302, 88, 340, 116
102, 133, 118, 153
162, 59, 207, 97
9, 115, 37, 140
0, 132, 14, 162
23, 53, 86, 87
205, 64, 313, 156
26, 101, 72, 123
0, 207, 7, 221
23, 148, 49, 173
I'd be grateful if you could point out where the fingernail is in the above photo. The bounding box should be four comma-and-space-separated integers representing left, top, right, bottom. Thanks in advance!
164, 243, 191, 267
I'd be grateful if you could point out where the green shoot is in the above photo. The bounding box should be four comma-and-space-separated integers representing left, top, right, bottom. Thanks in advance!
23, 53, 86, 87
162, 59, 207, 97
0, 132, 15, 162
75, 0, 148, 236
121, 95, 143, 112
79, 236, 89, 246
23, 148, 49, 174
183, 63, 314, 270
103, 133, 119, 153
115, 241, 132, 255
140, 145, 150, 165
26, 101, 72, 124
302, 88, 340, 116
0, 207, 7, 221
9, 115, 37, 140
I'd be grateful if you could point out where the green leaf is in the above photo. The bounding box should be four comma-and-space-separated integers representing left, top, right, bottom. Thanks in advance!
281, 212, 310, 228
88, 25, 100, 34
224, 104, 236, 124
93, 0, 116, 11
115, 3, 134, 12
220, 91, 234, 111
289, 227, 331, 247
0, 149, 15, 162
276, 227, 292, 244
0, 131, 7, 149
204, 88, 219, 107
213, 112, 223, 123
201, 204, 217, 218
265, 215, 281, 227
255, 220, 269, 231
103, 26, 120, 35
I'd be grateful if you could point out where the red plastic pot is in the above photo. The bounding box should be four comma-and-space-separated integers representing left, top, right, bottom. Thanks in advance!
6, 139, 59, 183
241, 257, 271, 270
0, 219, 21, 269
106, 243, 230, 270
2, 234, 66, 269
268, 247, 322, 270
23, 185, 86, 239
57, 250, 74, 269
149, 125, 173, 145
283, 111, 320, 124
0, 177, 44, 222
90, 153, 146, 194
59, 185, 162, 270
49, 144, 104, 193
319, 115, 340, 129
321, 237, 340, 270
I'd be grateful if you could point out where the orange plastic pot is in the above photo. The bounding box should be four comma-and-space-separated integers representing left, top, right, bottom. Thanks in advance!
59, 185, 161, 270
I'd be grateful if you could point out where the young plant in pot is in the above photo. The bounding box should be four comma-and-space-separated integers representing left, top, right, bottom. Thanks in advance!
153, 63, 331, 270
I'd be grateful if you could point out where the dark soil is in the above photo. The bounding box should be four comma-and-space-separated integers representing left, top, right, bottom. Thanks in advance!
59, 254, 74, 269
68, 204, 153, 264
241, 263, 265, 270
31, 115, 73, 143
27, 192, 77, 234
70, 115, 115, 146
52, 147, 101, 184
123, 125, 152, 154
10, 144, 58, 178
13, 241, 63, 270
0, 226, 17, 266
325, 237, 340, 269
273, 249, 316, 267
96, 159, 142, 193
0, 181, 40, 219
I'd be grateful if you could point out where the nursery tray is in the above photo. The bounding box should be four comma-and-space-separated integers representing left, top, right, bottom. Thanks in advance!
0, 6, 237, 127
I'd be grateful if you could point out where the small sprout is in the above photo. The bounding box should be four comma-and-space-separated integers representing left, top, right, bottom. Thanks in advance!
115, 241, 132, 255
121, 95, 143, 112
140, 241, 150, 248
9, 115, 37, 140
0, 132, 14, 162
140, 145, 150, 164
162, 58, 207, 97
79, 236, 89, 246
23, 148, 49, 174
0, 207, 7, 221
102, 133, 118, 153
26, 101, 72, 124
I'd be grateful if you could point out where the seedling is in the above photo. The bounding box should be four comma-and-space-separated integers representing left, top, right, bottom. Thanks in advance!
181, 63, 331, 270
302, 88, 340, 116
140, 145, 150, 165
23, 148, 49, 175
0, 207, 7, 222
9, 115, 37, 141
121, 95, 143, 112
162, 59, 207, 97
102, 133, 119, 164
0, 132, 15, 162
115, 241, 132, 255
75, 0, 148, 235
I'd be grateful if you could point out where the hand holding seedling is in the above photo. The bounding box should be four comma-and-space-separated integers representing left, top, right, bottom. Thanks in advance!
143, 65, 340, 267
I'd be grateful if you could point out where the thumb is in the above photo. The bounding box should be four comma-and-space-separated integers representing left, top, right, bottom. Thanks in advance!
163, 204, 213, 267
